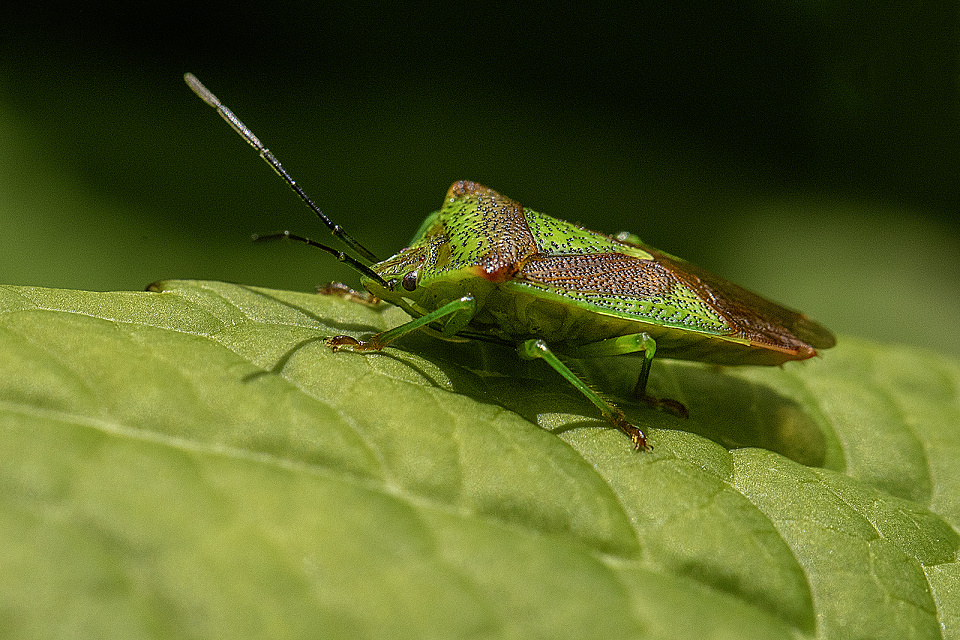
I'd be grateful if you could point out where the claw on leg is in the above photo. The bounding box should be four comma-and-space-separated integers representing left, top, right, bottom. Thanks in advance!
326, 335, 385, 351
608, 412, 650, 452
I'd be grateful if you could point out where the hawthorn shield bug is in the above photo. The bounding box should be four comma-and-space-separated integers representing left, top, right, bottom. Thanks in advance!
185, 73, 835, 451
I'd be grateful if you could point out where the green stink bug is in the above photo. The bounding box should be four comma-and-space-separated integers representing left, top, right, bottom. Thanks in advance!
185, 73, 835, 451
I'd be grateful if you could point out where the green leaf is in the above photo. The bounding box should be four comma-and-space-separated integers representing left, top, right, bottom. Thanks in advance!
1, 280, 957, 639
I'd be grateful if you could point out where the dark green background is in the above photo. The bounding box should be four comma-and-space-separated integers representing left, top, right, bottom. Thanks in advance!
2, 2, 958, 356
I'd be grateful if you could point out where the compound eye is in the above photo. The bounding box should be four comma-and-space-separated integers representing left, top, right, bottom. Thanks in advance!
401, 271, 418, 292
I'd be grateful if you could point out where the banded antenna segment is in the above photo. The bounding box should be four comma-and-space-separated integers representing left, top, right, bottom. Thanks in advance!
184, 73, 378, 263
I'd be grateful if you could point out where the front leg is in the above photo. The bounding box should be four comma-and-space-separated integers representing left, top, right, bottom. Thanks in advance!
328, 295, 477, 352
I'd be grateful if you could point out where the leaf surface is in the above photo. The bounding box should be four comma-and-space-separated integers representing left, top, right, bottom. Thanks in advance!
1, 280, 957, 639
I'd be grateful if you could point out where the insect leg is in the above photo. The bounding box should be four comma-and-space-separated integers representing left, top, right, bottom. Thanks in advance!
328, 295, 476, 351
517, 339, 650, 451
316, 282, 381, 307
565, 333, 688, 419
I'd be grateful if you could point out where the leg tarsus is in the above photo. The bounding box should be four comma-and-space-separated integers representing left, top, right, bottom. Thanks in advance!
326, 334, 385, 352
317, 282, 381, 307
637, 392, 689, 419
609, 411, 650, 452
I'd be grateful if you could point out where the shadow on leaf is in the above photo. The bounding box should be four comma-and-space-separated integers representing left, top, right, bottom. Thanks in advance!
237, 288, 831, 467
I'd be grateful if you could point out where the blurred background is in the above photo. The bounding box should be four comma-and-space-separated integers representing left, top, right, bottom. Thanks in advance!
1, 2, 958, 357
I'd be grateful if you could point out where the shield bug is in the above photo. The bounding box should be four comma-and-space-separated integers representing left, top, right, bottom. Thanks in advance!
185, 73, 835, 451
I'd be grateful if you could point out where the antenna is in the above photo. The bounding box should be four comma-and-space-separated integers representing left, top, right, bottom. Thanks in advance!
184, 73, 378, 263
252, 231, 388, 286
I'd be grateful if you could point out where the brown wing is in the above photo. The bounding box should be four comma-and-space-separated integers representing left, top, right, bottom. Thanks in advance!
514, 247, 835, 363
648, 247, 836, 351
